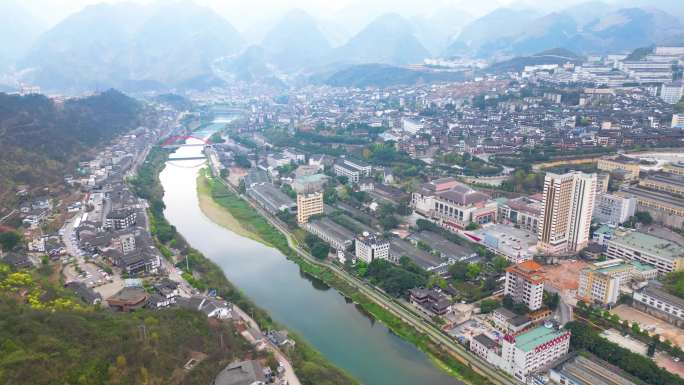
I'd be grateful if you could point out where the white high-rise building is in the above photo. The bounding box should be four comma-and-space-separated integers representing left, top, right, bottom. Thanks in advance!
538, 171, 597, 255
661, 81, 683, 104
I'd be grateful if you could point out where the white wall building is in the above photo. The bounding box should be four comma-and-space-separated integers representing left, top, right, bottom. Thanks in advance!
660, 81, 683, 104
592, 193, 636, 226
355, 234, 390, 263
504, 261, 545, 311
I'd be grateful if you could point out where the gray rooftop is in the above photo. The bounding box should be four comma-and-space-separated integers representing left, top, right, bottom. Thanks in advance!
390, 238, 442, 269
213, 360, 266, 385
408, 231, 475, 261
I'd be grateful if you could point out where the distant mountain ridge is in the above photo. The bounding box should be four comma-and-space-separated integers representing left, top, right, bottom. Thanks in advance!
261, 9, 331, 71
447, 4, 684, 57
319, 63, 465, 87
20, 2, 243, 92
329, 13, 430, 66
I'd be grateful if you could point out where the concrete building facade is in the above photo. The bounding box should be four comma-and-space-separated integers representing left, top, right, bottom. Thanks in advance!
538, 172, 597, 255
296, 192, 324, 224
504, 261, 545, 311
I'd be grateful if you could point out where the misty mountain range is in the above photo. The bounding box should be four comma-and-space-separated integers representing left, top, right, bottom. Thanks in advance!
3, 0, 684, 93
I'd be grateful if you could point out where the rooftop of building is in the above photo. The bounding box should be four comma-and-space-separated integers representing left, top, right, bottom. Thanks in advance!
389, 238, 442, 270
473, 333, 499, 349
437, 184, 490, 206
641, 171, 684, 187
514, 325, 567, 352
213, 360, 266, 385
639, 281, 684, 309
408, 231, 475, 260
506, 260, 544, 283
610, 231, 684, 261
554, 354, 640, 385
308, 218, 355, 243
594, 224, 614, 235
249, 183, 296, 209
618, 186, 684, 209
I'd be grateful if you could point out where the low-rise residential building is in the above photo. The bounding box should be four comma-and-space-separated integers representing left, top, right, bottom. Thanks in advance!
470, 334, 500, 362
633, 281, 684, 328
501, 325, 571, 382
504, 261, 545, 311
105, 209, 137, 230
492, 307, 532, 335
106, 287, 149, 312
355, 234, 390, 263
606, 231, 684, 275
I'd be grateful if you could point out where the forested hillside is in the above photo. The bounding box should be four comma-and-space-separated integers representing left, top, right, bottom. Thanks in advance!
0, 264, 255, 385
0, 89, 142, 205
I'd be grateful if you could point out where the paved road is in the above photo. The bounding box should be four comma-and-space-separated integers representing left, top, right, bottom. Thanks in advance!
206, 159, 516, 385
233, 306, 302, 385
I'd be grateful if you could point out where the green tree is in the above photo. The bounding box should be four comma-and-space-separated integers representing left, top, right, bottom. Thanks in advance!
634, 211, 653, 225
0, 231, 22, 251
465, 222, 480, 231
479, 299, 500, 314
543, 292, 560, 310
449, 261, 469, 281
492, 256, 509, 273
465, 263, 481, 280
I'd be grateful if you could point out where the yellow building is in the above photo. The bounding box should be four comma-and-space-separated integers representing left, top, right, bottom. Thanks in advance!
297, 192, 324, 224
639, 172, 684, 196
663, 162, 684, 176
578, 259, 635, 305
597, 157, 641, 180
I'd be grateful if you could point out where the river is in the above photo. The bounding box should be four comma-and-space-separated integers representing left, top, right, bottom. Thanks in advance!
159, 122, 460, 385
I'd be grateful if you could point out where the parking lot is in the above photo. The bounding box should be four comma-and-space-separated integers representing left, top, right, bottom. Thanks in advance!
63, 261, 112, 288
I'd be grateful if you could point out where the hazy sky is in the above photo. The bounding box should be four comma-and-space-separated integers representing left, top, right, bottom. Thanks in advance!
21, 0, 605, 31
20, 0, 512, 30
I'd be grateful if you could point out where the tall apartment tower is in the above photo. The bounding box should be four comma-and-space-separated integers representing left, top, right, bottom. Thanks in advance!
538, 171, 597, 255
297, 192, 324, 224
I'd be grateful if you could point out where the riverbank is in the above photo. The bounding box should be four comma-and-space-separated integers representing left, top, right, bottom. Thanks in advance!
199, 171, 494, 385
132, 147, 360, 385
196, 171, 260, 242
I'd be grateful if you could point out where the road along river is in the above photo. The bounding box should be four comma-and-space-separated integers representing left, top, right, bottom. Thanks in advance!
159, 126, 461, 385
